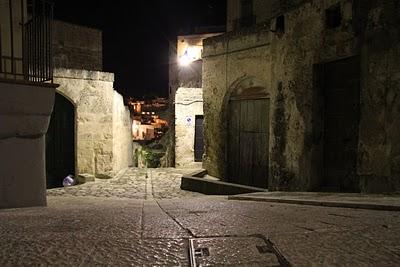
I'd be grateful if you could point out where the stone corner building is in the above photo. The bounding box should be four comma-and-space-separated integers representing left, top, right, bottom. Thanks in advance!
46, 22, 132, 187
52, 69, 132, 181
202, 0, 400, 193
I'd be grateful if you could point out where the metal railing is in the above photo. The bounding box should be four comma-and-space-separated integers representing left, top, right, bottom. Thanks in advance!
0, 0, 53, 83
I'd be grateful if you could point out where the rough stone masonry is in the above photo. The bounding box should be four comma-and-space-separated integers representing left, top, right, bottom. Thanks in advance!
53, 68, 132, 179
202, 0, 400, 193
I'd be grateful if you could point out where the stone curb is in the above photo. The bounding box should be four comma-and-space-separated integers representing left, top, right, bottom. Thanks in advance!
181, 170, 268, 195
228, 195, 400, 211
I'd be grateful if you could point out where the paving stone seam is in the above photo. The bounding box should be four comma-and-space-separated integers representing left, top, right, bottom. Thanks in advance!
140, 201, 145, 239
155, 200, 196, 238
145, 170, 154, 200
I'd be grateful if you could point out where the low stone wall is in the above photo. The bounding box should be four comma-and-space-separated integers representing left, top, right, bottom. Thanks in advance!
53, 68, 132, 179
175, 87, 203, 167
0, 80, 56, 208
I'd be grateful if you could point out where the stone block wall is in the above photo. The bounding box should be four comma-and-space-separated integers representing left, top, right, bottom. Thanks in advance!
53, 21, 102, 71
203, 26, 271, 181
53, 68, 132, 178
357, 0, 400, 193
113, 91, 133, 172
0, 80, 56, 208
175, 87, 203, 167
203, 0, 400, 192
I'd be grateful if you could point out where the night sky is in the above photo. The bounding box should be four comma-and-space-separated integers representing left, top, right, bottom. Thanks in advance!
53, 0, 227, 99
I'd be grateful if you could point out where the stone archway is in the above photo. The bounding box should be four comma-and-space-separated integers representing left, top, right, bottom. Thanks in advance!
225, 76, 270, 188
46, 92, 76, 188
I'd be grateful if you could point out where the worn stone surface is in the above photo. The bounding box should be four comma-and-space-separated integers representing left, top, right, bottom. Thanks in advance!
47, 167, 203, 199
175, 87, 204, 167
53, 68, 132, 179
1, 193, 400, 266
203, 0, 400, 192
53, 20, 102, 71
357, 0, 400, 193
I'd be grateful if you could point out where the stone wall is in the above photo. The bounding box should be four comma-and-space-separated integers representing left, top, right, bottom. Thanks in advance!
113, 91, 133, 172
203, 26, 271, 181
53, 21, 102, 71
203, 0, 400, 192
357, 0, 400, 193
0, 80, 56, 208
53, 68, 132, 179
175, 87, 203, 167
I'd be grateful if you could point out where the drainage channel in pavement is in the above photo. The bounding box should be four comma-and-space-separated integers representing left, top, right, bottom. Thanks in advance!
188, 235, 290, 267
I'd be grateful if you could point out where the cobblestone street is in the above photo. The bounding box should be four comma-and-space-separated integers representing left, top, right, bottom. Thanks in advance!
1, 169, 399, 266
47, 168, 204, 199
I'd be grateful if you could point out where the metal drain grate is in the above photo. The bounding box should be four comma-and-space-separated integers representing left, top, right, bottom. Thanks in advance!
189, 235, 290, 267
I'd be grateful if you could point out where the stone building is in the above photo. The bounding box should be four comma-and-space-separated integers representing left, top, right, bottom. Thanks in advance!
1, 0, 57, 208
52, 20, 102, 71
169, 32, 222, 167
202, 0, 400, 193
46, 22, 132, 187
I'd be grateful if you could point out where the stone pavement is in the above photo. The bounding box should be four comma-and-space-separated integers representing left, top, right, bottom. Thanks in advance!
229, 191, 400, 211
47, 167, 204, 199
1, 195, 400, 266
1, 168, 400, 266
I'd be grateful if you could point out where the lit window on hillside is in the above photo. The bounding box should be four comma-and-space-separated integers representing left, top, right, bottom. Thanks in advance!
325, 4, 342, 29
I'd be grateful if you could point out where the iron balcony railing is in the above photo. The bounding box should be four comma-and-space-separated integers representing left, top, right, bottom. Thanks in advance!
0, 0, 53, 83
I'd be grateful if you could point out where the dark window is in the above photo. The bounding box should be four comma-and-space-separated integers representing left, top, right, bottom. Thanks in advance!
239, 0, 255, 28
325, 4, 342, 29
276, 15, 285, 33
241, 0, 253, 18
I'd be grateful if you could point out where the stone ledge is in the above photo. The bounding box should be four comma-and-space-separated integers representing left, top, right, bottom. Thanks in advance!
54, 68, 114, 82
0, 114, 50, 139
181, 170, 268, 195
229, 192, 400, 211
203, 24, 271, 58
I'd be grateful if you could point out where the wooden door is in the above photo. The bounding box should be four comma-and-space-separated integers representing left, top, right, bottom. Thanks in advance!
228, 97, 269, 188
323, 56, 360, 192
46, 93, 75, 188
194, 115, 204, 162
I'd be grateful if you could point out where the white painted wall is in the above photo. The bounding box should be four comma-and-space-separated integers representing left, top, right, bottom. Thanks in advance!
175, 87, 203, 168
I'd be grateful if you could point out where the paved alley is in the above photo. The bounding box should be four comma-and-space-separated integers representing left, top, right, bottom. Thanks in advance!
1, 194, 400, 266
0, 168, 399, 266
47, 168, 204, 199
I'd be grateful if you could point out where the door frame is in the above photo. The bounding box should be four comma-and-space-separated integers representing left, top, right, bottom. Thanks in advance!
222, 76, 270, 188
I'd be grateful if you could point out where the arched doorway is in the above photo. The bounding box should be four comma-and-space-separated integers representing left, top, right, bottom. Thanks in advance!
227, 85, 270, 189
46, 92, 75, 188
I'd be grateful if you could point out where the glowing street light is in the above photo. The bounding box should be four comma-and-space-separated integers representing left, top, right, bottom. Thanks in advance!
179, 50, 191, 66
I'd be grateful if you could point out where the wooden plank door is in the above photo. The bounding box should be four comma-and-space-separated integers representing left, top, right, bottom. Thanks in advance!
323, 56, 360, 192
228, 98, 269, 188
45, 93, 75, 188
